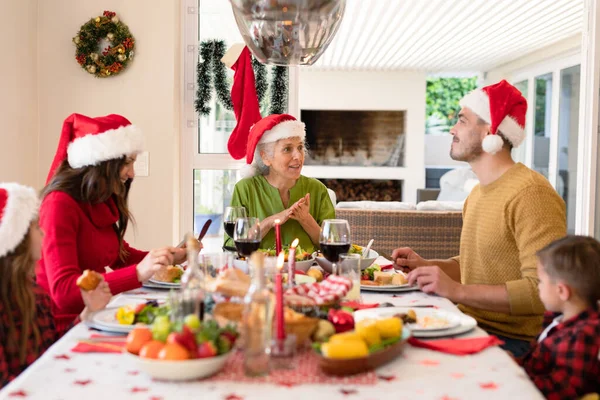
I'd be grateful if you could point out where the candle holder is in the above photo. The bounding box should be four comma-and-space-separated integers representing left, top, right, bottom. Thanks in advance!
270, 334, 297, 370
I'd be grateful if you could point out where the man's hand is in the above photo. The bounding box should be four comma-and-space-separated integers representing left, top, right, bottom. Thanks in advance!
391, 247, 427, 272
407, 266, 461, 300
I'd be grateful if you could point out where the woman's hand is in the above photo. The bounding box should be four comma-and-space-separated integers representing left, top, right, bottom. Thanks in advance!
136, 247, 176, 282
79, 277, 112, 320
289, 194, 311, 223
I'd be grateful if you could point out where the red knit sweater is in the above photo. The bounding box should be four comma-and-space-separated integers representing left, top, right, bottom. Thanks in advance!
36, 191, 148, 333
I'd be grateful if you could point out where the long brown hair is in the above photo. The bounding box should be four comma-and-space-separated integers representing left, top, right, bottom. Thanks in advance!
0, 226, 40, 363
41, 158, 134, 261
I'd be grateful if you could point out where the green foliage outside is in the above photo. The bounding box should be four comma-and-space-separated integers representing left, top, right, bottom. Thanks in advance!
425, 77, 478, 134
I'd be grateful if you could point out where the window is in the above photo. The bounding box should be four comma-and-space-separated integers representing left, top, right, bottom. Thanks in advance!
181, 0, 290, 248
510, 54, 581, 233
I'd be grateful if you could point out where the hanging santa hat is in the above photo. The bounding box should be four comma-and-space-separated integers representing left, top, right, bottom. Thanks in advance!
0, 183, 39, 258
459, 79, 527, 155
46, 113, 144, 184
223, 44, 305, 177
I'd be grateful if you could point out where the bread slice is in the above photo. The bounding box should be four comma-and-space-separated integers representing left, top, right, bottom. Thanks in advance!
391, 273, 408, 285
373, 271, 393, 285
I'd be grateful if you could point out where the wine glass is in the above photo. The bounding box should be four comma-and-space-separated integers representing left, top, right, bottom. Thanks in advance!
319, 219, 351, 275
224, 206, 247, 239
234, 217, 261, 258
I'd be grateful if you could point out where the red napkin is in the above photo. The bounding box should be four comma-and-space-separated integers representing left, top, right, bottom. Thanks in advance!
408, 335, 504, 355
71, 334, 126, 353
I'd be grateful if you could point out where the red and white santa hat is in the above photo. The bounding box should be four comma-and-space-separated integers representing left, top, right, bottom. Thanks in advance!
459, 79, 527, 154
46, 113, 144, 183
0, 183, 39, 258
223, 44, 305, 177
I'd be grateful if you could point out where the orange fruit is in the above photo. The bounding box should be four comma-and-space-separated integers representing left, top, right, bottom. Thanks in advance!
139, 340, 165, 359
126, 327, 153, 355
158, 342, 190, 360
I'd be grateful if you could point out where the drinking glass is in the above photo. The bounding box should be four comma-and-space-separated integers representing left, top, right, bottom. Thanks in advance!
319, 219, 351, 275
224, 206, 247, 239
339, 253, 361, 300
234, 217, 261, 258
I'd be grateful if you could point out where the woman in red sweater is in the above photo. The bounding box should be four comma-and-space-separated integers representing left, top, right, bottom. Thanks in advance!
36, 113, 187, 333
0, 183, 112, 388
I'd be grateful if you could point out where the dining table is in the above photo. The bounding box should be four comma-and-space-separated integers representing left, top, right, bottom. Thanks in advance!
0, 278, 544, 400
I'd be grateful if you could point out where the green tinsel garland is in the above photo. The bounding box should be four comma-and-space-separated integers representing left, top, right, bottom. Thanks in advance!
269, 66, 288, 115
195, 39, 288, 116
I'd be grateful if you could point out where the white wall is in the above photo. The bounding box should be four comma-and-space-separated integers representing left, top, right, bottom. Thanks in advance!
37, 0, 181, 249
298, 70, 426, 203
424, 134, 467, 168
0, 0, 39, 187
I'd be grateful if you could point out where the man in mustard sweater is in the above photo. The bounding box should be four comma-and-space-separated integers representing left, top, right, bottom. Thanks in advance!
394, 80, 566, 357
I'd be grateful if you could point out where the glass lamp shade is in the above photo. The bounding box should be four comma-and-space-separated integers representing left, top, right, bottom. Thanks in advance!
230, 0, 346, 66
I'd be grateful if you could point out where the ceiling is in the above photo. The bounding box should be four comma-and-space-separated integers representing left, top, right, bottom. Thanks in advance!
201, 0, 584, 72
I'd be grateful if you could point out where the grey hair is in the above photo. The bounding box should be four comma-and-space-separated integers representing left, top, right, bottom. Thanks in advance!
253, 138, 309, 176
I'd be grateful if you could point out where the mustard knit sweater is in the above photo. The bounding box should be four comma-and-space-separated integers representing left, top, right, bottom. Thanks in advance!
456, 163, 566, 341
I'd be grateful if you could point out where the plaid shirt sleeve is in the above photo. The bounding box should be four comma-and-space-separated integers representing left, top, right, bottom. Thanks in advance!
520, 309, 600, 400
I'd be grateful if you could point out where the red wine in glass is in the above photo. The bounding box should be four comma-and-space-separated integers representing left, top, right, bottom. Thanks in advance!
224, 221, 236, 238
235, 239, 261, 257
320, 243, 351, 263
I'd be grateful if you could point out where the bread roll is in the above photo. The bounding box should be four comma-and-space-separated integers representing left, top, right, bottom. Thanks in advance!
374, 271, 393, 285
76, 270, 102, 291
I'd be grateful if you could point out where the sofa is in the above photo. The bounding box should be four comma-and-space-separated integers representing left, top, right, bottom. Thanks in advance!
335, 208, 463, 261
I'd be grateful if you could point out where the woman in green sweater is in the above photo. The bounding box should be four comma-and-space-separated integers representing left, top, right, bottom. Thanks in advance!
225, 114, 335, 253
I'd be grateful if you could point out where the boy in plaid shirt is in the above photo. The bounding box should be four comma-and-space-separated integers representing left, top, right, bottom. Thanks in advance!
520, 235, 600, 399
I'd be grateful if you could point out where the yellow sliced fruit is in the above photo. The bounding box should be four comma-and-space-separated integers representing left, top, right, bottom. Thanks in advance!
321, 339, 369, 359
375, 317, 403, 339
116, 306, 135, 325
328, 331, 363, 343
355, 319, 381, 346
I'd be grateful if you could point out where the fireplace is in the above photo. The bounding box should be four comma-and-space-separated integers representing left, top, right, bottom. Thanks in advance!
301, 110, 405, 167
320, 178, 402, 202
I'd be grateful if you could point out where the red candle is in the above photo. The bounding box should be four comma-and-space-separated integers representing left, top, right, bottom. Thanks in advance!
275, 251, 285, 340
287, 238, 299, 288
274, 219, 282, 255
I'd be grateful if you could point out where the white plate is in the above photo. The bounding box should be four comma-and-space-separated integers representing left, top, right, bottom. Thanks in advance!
360, 284, 420, 292
89, 307, 141, 333
126, 351, 231, 381
148, 279, 181, 288
354, 307, 477, 338
406, 310, 462, 331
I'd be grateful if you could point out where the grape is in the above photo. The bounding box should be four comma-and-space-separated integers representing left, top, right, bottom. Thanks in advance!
184, 314, 201, 331
151, 320, 171, 342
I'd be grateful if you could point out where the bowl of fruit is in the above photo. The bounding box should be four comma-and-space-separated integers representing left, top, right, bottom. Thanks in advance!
125, 314, 238, 381
313, 244, 379, 274
314, 316, 410, 376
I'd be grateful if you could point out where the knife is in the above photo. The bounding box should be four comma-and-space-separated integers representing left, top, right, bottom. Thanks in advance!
177, 218, 212, 248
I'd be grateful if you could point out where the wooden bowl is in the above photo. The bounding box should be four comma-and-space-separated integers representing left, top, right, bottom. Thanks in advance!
317, 329, 410, 376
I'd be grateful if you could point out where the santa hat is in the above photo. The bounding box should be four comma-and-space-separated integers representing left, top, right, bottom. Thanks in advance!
223, 45, 305, 177
46, 113, 144, 184
459, 80, 527, 155
0, 183, 39, 258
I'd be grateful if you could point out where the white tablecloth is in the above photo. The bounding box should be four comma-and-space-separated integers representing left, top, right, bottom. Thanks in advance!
0, 289, 543, 400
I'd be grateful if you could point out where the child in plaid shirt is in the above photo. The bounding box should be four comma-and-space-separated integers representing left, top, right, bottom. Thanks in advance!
0, 183, 112, 388
520, 235, 600, 400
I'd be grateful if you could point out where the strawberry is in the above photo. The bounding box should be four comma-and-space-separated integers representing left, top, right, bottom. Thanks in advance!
167, 326, 198, 357
196, 341, 218, 358
217, 335, 233, 355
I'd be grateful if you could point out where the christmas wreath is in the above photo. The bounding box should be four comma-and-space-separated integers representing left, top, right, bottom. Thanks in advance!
73, 11, 135, 78
196, 39, 288, 116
